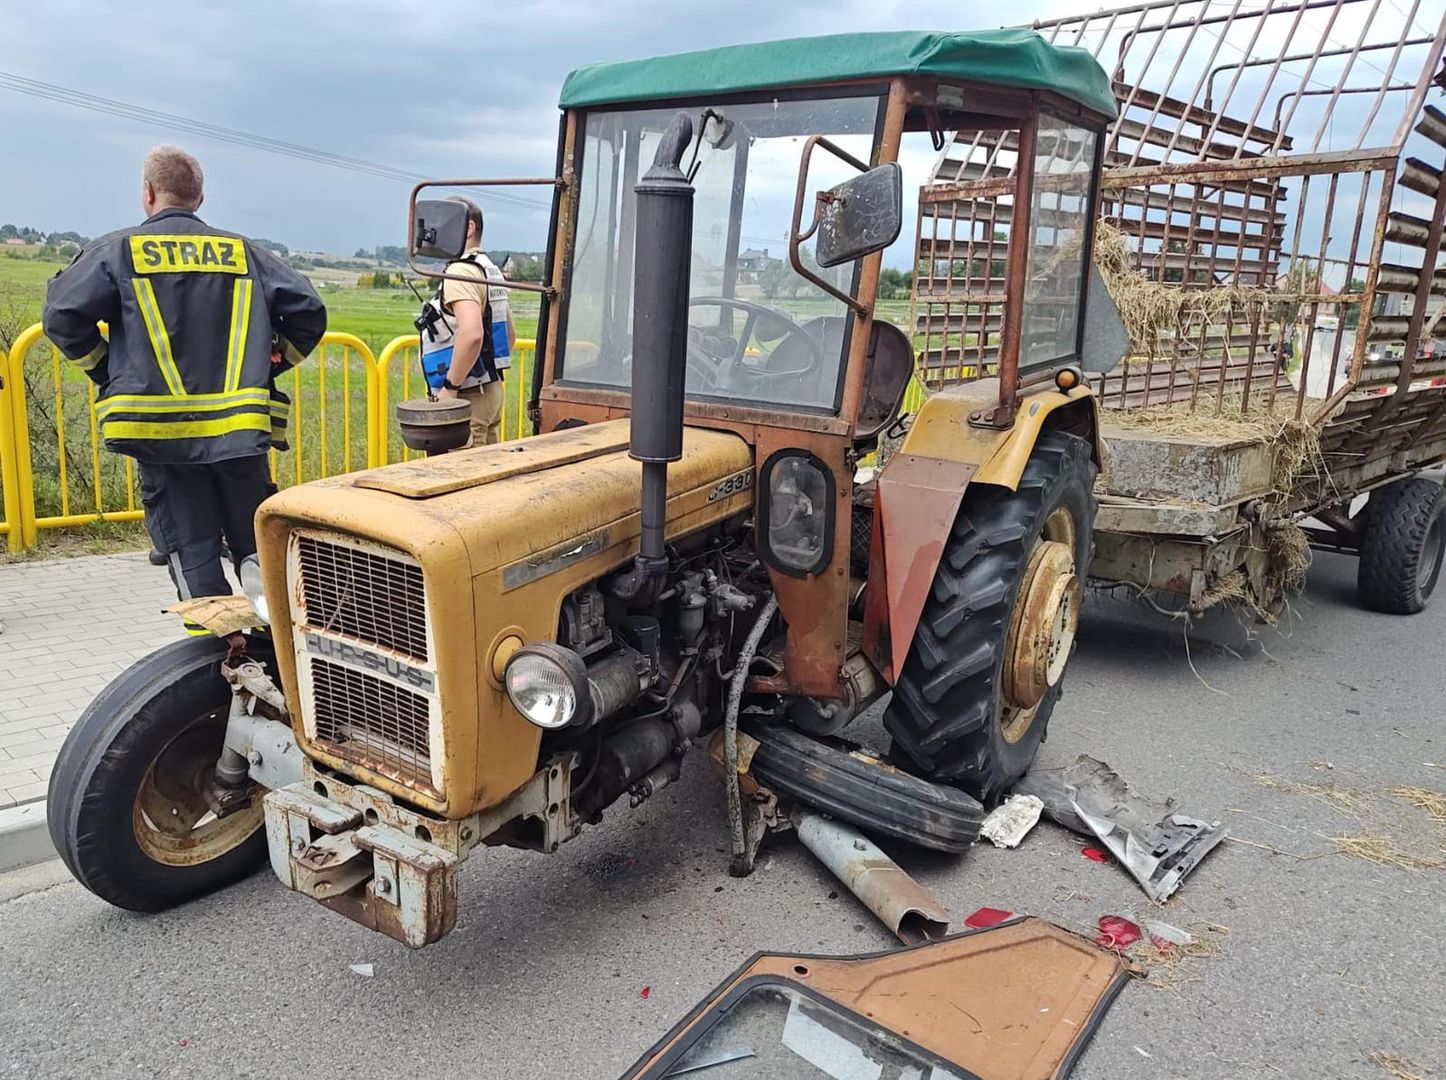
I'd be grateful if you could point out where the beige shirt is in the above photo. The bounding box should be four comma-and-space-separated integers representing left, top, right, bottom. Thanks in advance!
440, 249, 511, 388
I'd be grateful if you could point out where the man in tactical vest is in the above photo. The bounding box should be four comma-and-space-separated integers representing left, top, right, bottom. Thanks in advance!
429, 196, 515, 446
42, 146, 327, 615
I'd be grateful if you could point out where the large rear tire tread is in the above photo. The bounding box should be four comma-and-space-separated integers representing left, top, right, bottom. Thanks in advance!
1357, 477, 1446, 615
883, 431, 1097, 803
747, 725, 983, 853
47, 635, 270, 912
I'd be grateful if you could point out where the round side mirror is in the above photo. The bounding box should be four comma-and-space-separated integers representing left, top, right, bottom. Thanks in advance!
396, 398, 472, 455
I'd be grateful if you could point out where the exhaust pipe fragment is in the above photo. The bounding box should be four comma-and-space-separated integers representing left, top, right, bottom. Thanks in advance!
795, 812, 951, 945
628, 112, 695, 576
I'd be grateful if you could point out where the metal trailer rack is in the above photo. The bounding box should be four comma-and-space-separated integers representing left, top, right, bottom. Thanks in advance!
915, 0, 1446, 615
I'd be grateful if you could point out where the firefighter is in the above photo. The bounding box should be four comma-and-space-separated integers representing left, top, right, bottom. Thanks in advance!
42, 145, 326, 620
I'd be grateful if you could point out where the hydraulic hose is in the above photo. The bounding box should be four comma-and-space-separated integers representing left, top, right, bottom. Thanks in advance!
724, 593, 778, 876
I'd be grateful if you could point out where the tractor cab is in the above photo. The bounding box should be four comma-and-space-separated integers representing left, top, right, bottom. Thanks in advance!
411, 28, 1118, 693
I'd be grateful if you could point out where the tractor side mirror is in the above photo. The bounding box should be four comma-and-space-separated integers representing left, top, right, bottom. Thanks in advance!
412, 199, 468, 261
815, 164, 903, 268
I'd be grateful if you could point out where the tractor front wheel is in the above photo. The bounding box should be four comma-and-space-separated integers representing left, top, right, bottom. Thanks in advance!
883, 431, 1097, 803
47, 636, 270, 912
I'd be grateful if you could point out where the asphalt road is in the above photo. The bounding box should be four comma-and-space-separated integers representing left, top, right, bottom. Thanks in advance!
2, 548, 1443, 1080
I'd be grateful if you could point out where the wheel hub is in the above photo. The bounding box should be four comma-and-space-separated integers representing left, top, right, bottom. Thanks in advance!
1002, 540, 1080, 713
132, 711, 263, 867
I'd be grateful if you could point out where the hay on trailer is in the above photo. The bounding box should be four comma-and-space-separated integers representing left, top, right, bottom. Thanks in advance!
1091, 221, 1278, 359
1102, 400, 1324, 497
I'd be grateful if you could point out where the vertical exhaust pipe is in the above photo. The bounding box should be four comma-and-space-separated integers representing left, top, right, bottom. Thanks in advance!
629, 112, 695, 577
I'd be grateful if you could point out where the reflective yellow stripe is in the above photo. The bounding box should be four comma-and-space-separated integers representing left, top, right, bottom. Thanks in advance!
96, 389, 268, 419
72, 341, 108, 372
224, 279, 253, 392
131, 278, 185, 394
102, 413, 270, 440
279, 338, 307, 367
184, 623, 213, 636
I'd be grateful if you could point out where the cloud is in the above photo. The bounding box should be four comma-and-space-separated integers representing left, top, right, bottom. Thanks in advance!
0, 0, 1092, 253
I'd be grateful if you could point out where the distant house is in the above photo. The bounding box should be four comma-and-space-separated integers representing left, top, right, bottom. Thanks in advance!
3, 237, 26, 246
738, 248, 776, 278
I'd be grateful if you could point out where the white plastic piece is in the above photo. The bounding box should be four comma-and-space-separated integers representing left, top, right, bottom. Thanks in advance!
349, 963, 374, 977
1142, 919, 1194, 947
980, 794, 1044, 849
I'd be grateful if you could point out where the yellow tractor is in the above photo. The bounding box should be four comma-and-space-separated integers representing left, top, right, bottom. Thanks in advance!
48, 29, 1119, 946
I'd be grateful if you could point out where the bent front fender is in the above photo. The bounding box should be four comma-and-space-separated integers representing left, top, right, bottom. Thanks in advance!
861, 382, 1100, 683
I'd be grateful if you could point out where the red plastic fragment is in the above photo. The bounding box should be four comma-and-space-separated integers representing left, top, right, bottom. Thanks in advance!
178, 1040, 190, 1048
639, 986, 651, 999
1081, 846, 1109, 863
1095, 915, 1142, 949
1150, 935, 1177, 952
964, 907, 1013, 929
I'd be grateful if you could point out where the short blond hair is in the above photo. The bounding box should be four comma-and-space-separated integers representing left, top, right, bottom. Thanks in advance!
143, 145, 204, 210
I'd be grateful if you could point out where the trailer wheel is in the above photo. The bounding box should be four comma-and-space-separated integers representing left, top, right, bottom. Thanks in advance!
746, 726, 983, 853
1357, 476, 1446, 614
47, 635, 271, 912
884, 431, 1097, 803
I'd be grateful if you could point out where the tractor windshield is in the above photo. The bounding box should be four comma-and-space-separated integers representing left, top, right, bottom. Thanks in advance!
558, 91, 886, 413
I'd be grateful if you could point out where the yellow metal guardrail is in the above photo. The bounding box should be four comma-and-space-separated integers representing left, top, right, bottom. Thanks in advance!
0, 323, 537, 553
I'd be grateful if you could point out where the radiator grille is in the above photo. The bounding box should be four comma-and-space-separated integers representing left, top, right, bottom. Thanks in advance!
309, 658, 433, 790
295, 534, 428, 661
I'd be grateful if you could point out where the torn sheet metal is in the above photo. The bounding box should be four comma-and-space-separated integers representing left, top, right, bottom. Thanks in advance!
1013, 755, 1227, 902
165, 595, 266, 636
980, 794, 1044, 848
620, 917, 1132, 1080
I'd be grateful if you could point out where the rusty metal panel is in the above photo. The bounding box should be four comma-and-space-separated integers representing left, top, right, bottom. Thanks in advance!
1100, 425, 1275, 504
873, 454, 978, 680
620, 918, 1131, 1080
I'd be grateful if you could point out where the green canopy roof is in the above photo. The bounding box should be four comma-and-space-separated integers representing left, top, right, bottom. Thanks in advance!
559, 29, 1117, 119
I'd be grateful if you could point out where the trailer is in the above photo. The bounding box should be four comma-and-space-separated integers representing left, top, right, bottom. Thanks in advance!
917, 0, 1446, 616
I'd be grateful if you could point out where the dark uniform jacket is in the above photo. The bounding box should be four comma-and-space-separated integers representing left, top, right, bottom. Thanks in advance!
42, 208, 327, 464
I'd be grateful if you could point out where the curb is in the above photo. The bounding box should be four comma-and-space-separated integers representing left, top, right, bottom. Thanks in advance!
0, 800, 55, 874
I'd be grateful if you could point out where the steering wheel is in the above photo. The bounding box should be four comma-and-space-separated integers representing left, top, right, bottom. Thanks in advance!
686, 297, 824, 393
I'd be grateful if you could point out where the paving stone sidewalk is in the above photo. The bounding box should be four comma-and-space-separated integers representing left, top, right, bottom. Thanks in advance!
0, 552, 183, 808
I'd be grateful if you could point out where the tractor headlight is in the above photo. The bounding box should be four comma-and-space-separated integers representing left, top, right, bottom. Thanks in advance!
504, 643, 593, 730
760, 450, 834, 577
239, 554, 270, 624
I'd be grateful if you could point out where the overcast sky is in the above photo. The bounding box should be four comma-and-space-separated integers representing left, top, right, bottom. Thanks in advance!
0, 0, 1084, 255
3, 0, 1441, 267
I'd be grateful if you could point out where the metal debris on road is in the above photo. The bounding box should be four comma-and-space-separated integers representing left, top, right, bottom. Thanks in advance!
1015, 755, 1227, 901
980, 794, 1044, 848
794, 812, 950, 945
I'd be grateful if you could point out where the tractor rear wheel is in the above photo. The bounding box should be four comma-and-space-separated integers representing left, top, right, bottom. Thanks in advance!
1357, 476, 1446, 614
884, 431, 1097, 804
